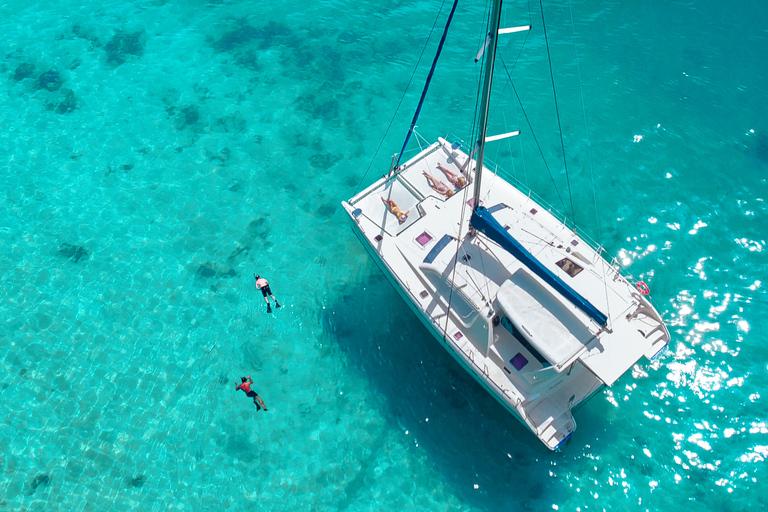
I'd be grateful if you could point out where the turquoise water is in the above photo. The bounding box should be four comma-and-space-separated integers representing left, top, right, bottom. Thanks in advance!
1, 0, 766, 510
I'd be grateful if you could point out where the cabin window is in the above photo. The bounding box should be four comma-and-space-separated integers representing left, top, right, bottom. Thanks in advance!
556, 257, 583, 278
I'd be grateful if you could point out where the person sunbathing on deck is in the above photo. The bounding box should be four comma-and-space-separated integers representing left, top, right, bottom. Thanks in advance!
436, 162, 467, 188
422, 171, 454, 197
381, 197, 408, 223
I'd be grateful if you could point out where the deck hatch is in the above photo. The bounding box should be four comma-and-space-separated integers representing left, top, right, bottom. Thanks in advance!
487, 203, 509, 213
510, 353, 529, 370
556, 258, 583, 278
416, 232, 433, 246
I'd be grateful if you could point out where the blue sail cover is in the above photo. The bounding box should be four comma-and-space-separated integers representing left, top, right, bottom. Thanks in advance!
471, 206, 608, 326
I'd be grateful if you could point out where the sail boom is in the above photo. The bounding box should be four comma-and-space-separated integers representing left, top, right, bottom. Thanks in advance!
485, 130, 520, 143
498, 25, 531, 34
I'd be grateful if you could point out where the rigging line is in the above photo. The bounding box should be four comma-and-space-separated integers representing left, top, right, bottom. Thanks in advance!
519, 227, 560, 247
395, 0, 461, 168
565, 1, 600, 242
443, 176, 470, 340
512, 96, 528, 187
526, 0, 533, 27
472, 239, 494, 308
495, 26, 532, 183
444, 149, 476, 342
354, 0, 451, 195
538, 0, 576, 223
445, 1, 504, 334
444, 1, 494, 338
500, 58, 567, 213
566, 0, 612, 323
515, 0, 534, 186
463, 265, 487, 304
465, 0, 494, 176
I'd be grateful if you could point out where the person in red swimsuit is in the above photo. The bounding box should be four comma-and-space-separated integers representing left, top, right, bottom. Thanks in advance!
235, 376, 268, 411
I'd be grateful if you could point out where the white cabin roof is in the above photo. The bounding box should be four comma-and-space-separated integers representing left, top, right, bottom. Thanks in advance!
496, 269, 594, 369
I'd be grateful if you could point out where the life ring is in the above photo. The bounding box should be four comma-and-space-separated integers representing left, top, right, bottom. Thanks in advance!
636, 281, 650, 295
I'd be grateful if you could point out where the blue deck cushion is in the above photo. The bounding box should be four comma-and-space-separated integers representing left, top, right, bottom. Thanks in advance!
423, 234, 454, 264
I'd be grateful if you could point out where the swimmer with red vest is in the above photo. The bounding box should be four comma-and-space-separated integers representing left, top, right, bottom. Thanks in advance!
235, 375, 268, 411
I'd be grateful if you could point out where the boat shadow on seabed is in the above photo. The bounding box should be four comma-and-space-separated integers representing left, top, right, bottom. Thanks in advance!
321, 274, 618, 510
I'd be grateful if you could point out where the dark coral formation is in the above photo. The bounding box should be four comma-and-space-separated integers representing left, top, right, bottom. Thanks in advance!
58, 243, 89, 262
309, 153, 340, 169
72, 24, 101, 48
214, 114, 247, 134
37, 70, 63, 91
196, 264, 217, 278
207, 147, 230, 165
213, 24, 259, 52
11, 63, 78, 114
13, 62, 35, 81
181, 106, 199, 126
53, 88, 78, 114
128, 475, 145, 488
316, 203, 336, 219
227, 244, 249, 261
296, 93, 340, 122
172, 105, 201, 130
105, 31, 144, 65
234, 50, 261, 71
245, 217, 270, 245
219, 269, 237, 278
196, 263, 237, 279
28, 474, 51, 495
212, 20, 303, 78
213, 20, 292, 52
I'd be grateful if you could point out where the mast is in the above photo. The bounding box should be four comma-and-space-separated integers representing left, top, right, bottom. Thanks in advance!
471, 0, 504, 212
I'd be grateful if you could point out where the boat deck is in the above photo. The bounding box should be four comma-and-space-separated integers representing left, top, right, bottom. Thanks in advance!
344, 138, 669, 449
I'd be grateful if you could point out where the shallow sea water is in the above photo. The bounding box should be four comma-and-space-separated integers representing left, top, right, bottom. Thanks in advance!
1, 0, 766, 511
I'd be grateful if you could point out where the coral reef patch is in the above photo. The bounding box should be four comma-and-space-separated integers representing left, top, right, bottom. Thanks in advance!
58, 243, 89, 262
12, 62, 35, 81
28, 474, 51, 495
105, 31, 144, 65
36, 70, 63, 91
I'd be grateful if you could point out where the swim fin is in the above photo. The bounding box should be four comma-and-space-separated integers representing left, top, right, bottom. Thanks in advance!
267, 303, 272, 313
275, 301, 281, 308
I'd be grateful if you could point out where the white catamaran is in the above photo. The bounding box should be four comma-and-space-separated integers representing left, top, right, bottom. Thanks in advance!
342, 0, 669, 450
